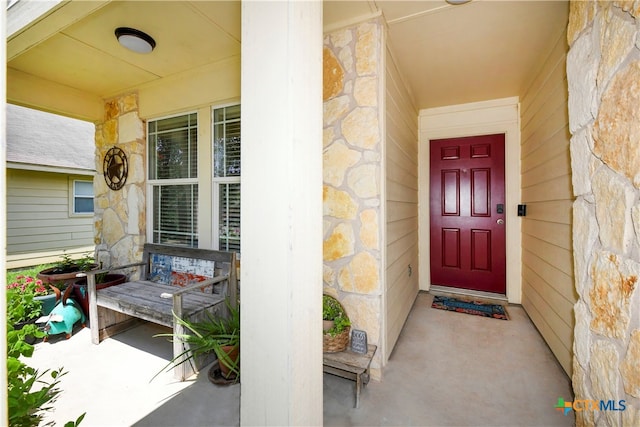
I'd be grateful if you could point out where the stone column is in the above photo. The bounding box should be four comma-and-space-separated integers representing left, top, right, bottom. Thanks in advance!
323, 18, 384, 378
567, 1, 640, 425
94, 93, 146, 269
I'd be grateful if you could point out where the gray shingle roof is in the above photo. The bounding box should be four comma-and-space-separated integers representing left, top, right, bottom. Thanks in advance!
6, 104, 96, 171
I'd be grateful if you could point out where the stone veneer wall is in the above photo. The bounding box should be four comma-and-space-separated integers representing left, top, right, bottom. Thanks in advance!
94, 93, 146, 270
323, 18, 383, 375
567, 1, 640, 425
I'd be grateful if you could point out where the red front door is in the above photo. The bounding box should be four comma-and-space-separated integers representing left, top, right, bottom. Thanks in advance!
429, 134, 506, 294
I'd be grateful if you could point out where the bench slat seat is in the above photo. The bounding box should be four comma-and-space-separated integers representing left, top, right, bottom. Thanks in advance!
96, 280, 226, 327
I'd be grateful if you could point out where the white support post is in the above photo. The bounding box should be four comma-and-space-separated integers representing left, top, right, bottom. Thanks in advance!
1, 4, 8, 424
240, 1, 323, 426
87, 273, 100, 345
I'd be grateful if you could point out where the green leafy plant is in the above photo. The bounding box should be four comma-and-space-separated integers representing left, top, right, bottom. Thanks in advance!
50, 252, 77, 274
63, 413, 86, 427
322, 295, 342, 320
5, 270, 86, 426
331, 315, 350, 335
95, 271, 108, 284
48, 252, 96, 275
154, 299, 240, 381
7, 322, 86, 427
323, 294, 350, 337
6, 276, 47, 323
7, 321, 60, 427
75, 253, 98, 273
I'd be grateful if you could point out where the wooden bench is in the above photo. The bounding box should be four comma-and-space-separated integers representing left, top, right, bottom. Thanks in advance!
323, 344, 377, 408
84, 243, 238, 380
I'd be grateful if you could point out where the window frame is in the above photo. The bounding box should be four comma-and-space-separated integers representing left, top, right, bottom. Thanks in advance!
144, 104, 241, 252
146, 110, 199, 247
69, 178, 94, 216
211, 103, 241, 253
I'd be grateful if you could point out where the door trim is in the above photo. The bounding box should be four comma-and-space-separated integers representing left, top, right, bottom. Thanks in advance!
418, 97, 522, 304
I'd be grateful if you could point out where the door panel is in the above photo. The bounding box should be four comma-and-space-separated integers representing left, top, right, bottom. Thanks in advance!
430, 134, 506, 294
442, 228, 460, 268
442, 170, 459, 215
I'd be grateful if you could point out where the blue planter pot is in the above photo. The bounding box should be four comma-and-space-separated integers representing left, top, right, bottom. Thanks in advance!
35, 292, 58, 316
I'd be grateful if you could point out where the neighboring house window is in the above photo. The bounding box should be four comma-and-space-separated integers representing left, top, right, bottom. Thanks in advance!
213, 104, 241, 252
72, 180, 94, 214
148, 113, 198, 247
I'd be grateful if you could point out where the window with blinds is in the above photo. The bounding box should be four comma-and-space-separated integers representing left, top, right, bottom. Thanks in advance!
152, 184, 198, 246
148, 113, 198, 247
73, 180, 94, 214
213, 105, 241, 252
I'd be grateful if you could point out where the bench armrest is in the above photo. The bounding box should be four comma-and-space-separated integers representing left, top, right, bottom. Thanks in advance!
159, 274, 230, 298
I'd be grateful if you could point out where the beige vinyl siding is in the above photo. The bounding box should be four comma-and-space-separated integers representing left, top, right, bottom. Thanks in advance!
519, 28, 576, 376
385, 47, 419, 359
7, 169, 95, 268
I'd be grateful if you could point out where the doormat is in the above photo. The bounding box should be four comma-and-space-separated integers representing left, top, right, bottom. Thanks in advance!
431, 295, 509, 320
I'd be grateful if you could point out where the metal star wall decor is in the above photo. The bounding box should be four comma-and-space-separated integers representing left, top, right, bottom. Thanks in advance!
103, 146, 128, 190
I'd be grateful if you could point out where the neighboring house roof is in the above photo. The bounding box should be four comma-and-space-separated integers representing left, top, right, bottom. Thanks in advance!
6, 103, 96, 173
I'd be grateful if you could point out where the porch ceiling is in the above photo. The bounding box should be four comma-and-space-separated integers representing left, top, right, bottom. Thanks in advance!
6, 0, 568, 121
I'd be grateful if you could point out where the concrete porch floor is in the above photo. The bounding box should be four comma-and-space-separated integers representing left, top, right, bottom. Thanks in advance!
28, 292, 574, 426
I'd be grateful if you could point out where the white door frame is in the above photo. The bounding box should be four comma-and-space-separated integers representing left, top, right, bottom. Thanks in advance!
418, 97, 522, 304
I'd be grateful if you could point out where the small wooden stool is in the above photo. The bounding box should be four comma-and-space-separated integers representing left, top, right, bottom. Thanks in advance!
323, 344, 377, 408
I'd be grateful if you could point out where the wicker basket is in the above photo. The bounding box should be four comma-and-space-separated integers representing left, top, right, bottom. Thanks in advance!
323, 326, 350, 353
323, 294, 351, 353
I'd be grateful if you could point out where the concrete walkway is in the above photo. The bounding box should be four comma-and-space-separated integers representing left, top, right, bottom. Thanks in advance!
323, 292, 575, 426
28, 322, 239, 426
27, 292, 574, 426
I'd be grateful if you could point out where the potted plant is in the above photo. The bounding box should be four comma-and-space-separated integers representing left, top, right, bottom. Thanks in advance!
155, 299, 240, 382
323, 294, 350, 336
322, 294, 351, 353
37, 252, 98, 287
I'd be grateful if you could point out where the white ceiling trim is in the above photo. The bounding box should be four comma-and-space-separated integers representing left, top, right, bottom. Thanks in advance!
385, 3, 457, 25
8, 0, 110, 61
7, 67, 103, 122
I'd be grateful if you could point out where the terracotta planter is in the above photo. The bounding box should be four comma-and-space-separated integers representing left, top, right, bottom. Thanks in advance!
37, 264, 98, 288
73, 273, 127, 318
218, 344, 239, 379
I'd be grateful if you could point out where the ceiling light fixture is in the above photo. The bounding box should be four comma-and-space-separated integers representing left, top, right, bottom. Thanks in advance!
115, 27, 156, 54
446, 0, 471, 5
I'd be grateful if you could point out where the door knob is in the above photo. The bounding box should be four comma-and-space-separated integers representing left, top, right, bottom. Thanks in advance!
497, 219, 504, 225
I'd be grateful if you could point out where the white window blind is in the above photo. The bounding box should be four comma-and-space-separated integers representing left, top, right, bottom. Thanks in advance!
152, 184, 198, 247
213, 105, 241, 252
148, 113, 198, 247
73, 180, 94, 214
